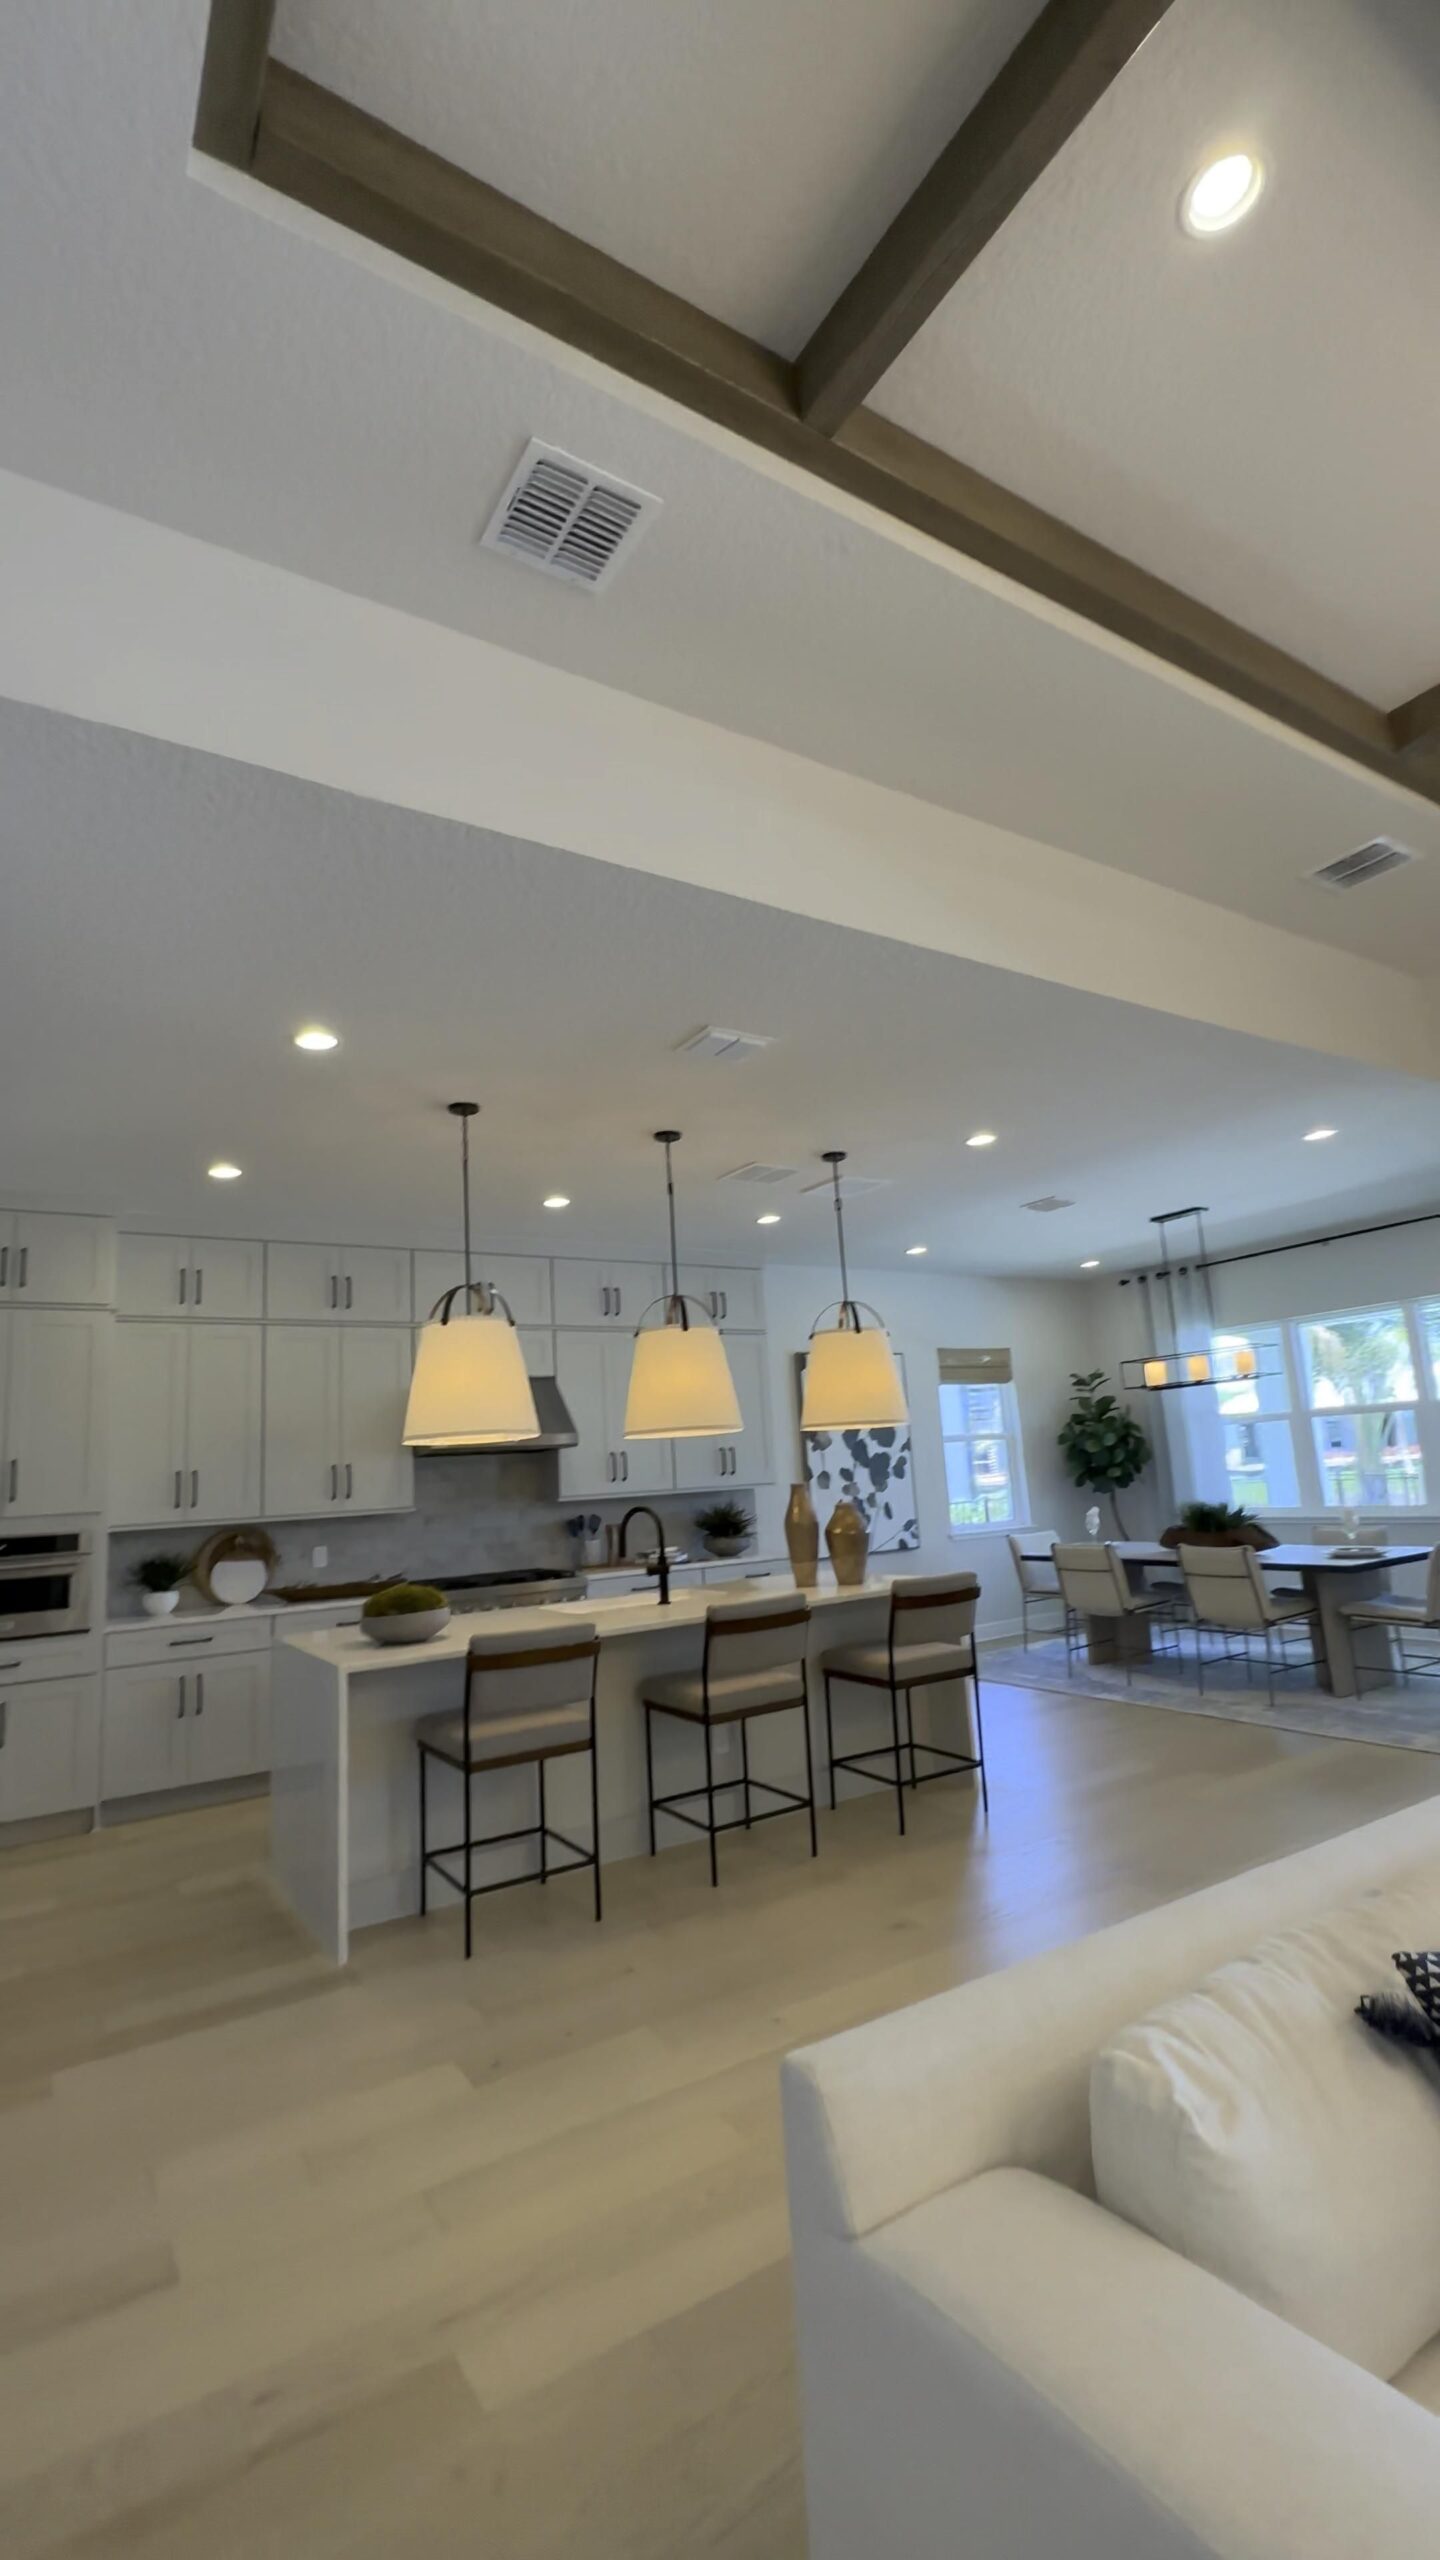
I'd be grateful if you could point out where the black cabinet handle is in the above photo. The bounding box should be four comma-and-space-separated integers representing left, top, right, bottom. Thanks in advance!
345, 1274, 353, 1311
194, 1266, 203, 1306
178, 1266, 187, 1306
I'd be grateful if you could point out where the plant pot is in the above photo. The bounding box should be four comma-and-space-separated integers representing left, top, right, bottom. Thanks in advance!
1159, 1524, 1277, 1551
360, 1608, 452, 1646
140, 1589, 180, 1618
703, 1535, 751, 1559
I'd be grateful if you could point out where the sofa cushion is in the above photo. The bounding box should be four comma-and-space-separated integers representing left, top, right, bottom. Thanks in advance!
1091, 1878, 1440, 2379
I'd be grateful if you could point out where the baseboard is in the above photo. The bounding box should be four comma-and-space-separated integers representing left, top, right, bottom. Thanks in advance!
99, 1773, 270, 1827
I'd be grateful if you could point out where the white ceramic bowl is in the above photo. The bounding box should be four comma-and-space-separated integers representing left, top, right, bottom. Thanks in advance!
360, 1607, 451, 1646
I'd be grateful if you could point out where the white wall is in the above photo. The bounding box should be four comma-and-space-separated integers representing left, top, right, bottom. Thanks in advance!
756, 1260, 1097, 1636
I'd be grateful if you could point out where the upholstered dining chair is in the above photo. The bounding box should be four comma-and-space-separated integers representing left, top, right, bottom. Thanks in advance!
1006, 1530, 1063, 1649
1177, 1544, 1319, 1707
819, 1573, 985, 1832
1052, 1542, 1177, 1685
1339, 1545, 1440, 1687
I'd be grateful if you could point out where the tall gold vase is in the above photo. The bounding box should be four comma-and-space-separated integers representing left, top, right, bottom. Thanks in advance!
784, 1481, 820, 1588
825, 1498, 870, 1587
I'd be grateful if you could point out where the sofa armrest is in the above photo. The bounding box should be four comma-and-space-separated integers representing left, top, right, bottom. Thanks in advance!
792, 2167, 1440, 2560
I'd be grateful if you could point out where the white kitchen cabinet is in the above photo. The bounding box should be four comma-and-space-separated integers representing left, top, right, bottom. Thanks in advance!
413, 1251, 552, 1326
0, 1308, 108, 1516
0, 1674, 99, 1821
263, 1326, 412, 1517
0, 1214, 114, 1308
102, 1650, 268, 1802
266, 1243, 412, 1324
101, 1662, 187, 1799
182, 1652, 269, 1786
555, 1333, 672, 1500
552, 1259, 662, 1330
671, 1334, 774, 1492
518, 1326, 555, 1377
110, 1323, 262, 1526
117, 1234, 263, 1320
678, 1265, 765, 1329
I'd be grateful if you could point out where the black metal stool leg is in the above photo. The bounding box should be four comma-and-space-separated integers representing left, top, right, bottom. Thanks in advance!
463, 1768, 474, 1961
703, 1714, 719, 1887
904, 1686, 919, 1788
588, 1741, 602, 1923
888, 1682, 907, 1837
740, 1715, 752, 1827
972, 1668, 989, 1814
538, 1757, 548, 1883
644, 1705, 656, 1855
418, 1745, 429, 1915
823, 1672, 837, 1809
800, 1686, 818, 1858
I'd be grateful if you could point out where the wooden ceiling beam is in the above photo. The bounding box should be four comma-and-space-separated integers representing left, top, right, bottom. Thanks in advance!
191, 35, 1439, 816
192, 0, 274, 168
794, 0, 1179, 434
1391, 682, 1440, 760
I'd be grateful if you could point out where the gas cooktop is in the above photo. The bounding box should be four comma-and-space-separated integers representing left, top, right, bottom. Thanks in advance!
428, 1567, 586, 1611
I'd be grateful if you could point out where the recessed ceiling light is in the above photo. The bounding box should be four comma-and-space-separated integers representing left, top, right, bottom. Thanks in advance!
905, 1244, 928, 1257
1080, 1259, 1100, 1270
293, 1026, 339, 1052
756, 1212, 781, 1226
1180, 151, 1263, 237
542, 1194, 570, 1210
966, 1131, 998, 1149
1303, 1126, 1337, 1143
207, 1161, 242, 1181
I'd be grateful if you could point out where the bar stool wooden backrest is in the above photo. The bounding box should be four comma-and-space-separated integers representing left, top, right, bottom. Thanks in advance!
887, 1573, 979, 1673
700, 1593, 810, 1705
464, 1619, 600, 1763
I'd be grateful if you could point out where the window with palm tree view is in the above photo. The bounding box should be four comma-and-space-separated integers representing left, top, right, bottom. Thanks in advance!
1196, 1303, 1428, 1513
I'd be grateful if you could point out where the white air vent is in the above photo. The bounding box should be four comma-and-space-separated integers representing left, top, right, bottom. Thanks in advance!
1310, 838, 1417, 891
479, 441, 660, 591
673, 1027, 776, 1064
718, 1162, 796, 1187
799, 1171, 890, 1199
1022, 1196, 1074, 1214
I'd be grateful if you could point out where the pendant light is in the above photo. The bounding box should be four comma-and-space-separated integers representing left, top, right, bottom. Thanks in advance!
800, 1151, 908, 1431
403, 1103, 541, 1448
624, 1131, 742, 1439
1118, 1206, 1279, 1393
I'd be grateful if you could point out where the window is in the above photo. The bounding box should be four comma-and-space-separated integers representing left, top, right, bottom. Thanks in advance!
1298, 1307, 1425, 1510
1208, 1327, 1299, 1510
938, 1349, 1025, 1532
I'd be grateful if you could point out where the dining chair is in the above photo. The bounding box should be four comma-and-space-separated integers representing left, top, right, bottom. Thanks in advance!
417, 1620, 602, 1958
1006, 1530, 1063, 1649
639, 1594, 816, 1887
1176, 1545, 1319, 1706
819, 1573, 985, 1832
1052, 1543, 1176, 1684
1339, 1546, 1440, 1687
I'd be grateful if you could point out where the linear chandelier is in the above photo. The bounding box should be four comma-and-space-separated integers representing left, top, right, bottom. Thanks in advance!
1119, 1206, 1277, 1393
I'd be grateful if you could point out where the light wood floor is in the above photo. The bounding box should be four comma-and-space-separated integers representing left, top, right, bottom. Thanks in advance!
0, 1680, 1436, 2558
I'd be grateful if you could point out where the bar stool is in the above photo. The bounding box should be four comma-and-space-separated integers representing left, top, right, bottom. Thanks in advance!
820, 1573, 986, 1831
417, 1619, 601, 1958
639, 1594, 817, 1887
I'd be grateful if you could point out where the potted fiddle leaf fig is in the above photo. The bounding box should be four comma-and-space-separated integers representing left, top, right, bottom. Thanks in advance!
1057, 1371, 1151, 1538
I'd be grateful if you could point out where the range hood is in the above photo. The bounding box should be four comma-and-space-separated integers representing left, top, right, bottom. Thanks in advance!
412, 1372, 578, 1455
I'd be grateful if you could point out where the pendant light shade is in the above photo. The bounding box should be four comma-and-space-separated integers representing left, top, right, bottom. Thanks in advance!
800, 1151, 908, 1432
624, 1132, 741, 1440
403, 1103, 541, 1449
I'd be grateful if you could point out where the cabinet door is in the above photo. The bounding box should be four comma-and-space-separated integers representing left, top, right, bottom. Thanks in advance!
414, 1251, 551, 1326
111, 1324, 188, 1525
117, 1233, 188, 1317
553, 1260, 661, 1329
726, 1334, 773, 1484
679, 1265, 765, 1329
184, 1655, 269, 1784
185, 1326, 263, 1521
3, 1309, 108, 1516
518, 1326, 555, 1377
554, 1332, 612, 1499
0, 1675, 99, 1820
338, 1329, 413, 1512
336, 1247, 413, 1325
608, 1334, 673, 1497
265, 1243, 339, 1321
102, 1664, 187, 1800
9, 1215, 114, 1308
187, 1239, 264, 1320
263, 1327, 340, 1517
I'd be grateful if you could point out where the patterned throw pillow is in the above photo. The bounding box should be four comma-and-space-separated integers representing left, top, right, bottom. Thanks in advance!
1357, 1949, 1440, 2051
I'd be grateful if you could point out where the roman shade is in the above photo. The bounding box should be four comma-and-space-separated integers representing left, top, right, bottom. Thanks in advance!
938, 1348, 1013, 1386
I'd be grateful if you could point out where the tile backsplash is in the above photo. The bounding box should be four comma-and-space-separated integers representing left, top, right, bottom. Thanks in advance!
107, 1455, 755, 1611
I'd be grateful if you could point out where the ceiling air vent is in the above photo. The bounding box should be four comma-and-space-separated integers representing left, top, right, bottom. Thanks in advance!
1309, 838, 1417, 891
799, 1171, 890, 1199
718, 1162, 796, 1187
673, 1027, 775, 1064
1022, 1196, 1074, 1214
479, 441, 660, 591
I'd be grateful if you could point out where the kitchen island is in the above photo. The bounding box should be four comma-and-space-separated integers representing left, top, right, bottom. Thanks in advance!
271, 1579, 957, 1961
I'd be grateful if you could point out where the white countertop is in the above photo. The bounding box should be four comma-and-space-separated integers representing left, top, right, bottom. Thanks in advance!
280, 1577, 894, 1673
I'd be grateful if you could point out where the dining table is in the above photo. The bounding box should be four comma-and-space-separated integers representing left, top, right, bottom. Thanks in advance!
1019, 1539, 1433, 1699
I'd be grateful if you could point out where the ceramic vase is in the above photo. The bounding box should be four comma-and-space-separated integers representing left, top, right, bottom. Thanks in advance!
825, 1498, 869, 1587
784, 1481, 820, 1589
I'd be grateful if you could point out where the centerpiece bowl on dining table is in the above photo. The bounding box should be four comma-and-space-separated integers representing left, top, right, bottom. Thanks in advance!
359, 1583, 451, 1645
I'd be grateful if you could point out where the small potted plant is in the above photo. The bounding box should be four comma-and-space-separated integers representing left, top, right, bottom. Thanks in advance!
1159, 1499, 1278, 1552
695, 1498, 754, 1561
130, 1553, 190, 1619
359, 1582, 451, 1646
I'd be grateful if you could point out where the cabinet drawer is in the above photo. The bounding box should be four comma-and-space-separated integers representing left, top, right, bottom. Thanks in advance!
0, 1631, 100, 1685
106, 1617, 273, 1670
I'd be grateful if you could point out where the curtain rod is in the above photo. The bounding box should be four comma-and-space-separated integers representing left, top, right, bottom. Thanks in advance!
1115, 1202, 1440, 1285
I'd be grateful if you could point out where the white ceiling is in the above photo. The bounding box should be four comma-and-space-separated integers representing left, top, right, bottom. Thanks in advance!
2, 2, 1439, 979
4, 701, 1438, 1278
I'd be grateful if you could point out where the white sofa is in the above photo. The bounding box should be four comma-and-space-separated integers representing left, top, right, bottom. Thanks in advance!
782, 1796, 1440, 2560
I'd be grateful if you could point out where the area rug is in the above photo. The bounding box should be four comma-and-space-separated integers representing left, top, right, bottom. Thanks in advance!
978, 1628, 1440, 1755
